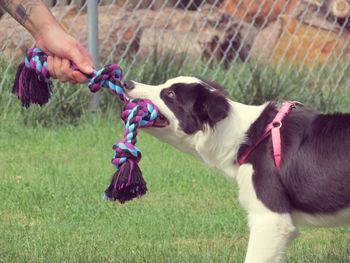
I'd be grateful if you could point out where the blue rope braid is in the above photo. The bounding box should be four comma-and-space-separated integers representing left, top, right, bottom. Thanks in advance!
112, 99, 158, 167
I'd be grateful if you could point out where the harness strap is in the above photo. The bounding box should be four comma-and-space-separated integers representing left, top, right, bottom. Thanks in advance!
238, 101, 298, 172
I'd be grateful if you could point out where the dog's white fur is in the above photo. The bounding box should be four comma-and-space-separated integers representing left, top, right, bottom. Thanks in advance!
126, 76, 350, 263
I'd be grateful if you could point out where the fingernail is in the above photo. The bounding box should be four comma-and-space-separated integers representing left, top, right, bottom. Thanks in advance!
86, 65, 94, 72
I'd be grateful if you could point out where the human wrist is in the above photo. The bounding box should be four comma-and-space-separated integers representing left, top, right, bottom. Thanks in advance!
32, 18, 61, 42
28, 5, 59, 40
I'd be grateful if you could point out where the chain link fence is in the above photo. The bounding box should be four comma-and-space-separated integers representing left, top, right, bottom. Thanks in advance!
1, 0, 350, 116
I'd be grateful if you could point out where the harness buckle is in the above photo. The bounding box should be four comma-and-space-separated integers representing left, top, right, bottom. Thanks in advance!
272, 121, 282, 129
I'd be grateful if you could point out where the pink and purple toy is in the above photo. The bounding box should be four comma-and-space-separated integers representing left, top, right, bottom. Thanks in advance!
13, 47, 159, 203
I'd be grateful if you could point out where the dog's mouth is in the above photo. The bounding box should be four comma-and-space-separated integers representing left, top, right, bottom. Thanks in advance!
121, 82, 168, 128
153, 111, 169, 128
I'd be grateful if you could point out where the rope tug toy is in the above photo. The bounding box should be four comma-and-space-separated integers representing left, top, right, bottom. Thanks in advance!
13, 47, 159, 203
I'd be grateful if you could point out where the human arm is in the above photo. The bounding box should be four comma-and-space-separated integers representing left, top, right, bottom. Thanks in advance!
0, 0, 94, 83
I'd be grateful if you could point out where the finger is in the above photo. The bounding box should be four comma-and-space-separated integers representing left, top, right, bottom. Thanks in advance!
72, 71, 89, 84
81, 47, 95, 66
53, 56, 67, 83
68, 41, 95, 74
53, 56, 61, 79
61, 59, 73, 82
47, 56, 57, 79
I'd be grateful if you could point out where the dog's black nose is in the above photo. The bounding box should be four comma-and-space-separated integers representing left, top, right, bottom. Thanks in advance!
124, 80, 135, 90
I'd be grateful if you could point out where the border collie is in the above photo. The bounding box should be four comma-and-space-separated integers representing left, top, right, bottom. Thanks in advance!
123, 76, 350, 263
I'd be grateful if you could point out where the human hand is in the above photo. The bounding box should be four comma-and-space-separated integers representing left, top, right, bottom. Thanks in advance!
34, 23, 95, 84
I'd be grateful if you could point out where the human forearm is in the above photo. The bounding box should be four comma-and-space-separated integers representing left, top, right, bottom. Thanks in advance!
0, 0, 57, 39
1, 0, 94, 83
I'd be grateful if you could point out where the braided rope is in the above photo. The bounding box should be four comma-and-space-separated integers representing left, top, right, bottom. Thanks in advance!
113, 99, 158, 167
24, 48, 127, 101
24, 48, 50, 81
16, 47, 159, 202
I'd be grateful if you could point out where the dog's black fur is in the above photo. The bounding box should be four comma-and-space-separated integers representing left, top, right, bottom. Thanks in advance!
238, 103, 350, 214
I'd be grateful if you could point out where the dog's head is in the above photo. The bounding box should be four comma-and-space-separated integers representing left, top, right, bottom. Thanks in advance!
123, 76, 230, 154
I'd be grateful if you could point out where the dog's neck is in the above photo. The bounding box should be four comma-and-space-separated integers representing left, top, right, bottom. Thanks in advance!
194, 100, 268, 180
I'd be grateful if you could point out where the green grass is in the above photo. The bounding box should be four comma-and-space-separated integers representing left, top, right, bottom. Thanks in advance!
1, 52, 349, 262
0, 117, 349, 263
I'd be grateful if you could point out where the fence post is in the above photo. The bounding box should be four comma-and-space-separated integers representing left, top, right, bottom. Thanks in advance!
87, 0, 100, 110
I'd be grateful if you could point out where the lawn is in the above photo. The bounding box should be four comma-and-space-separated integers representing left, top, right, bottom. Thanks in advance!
0, 116, 349, 263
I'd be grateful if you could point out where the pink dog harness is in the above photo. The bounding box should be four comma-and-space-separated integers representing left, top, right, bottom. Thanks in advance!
238, 102, 299, 172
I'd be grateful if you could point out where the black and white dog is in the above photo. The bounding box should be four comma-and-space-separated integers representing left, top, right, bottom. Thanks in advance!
123, 76, 350, 263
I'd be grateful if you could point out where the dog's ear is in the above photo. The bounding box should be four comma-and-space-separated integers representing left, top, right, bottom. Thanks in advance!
196, 78, 229, 96
194, 87, 229, 127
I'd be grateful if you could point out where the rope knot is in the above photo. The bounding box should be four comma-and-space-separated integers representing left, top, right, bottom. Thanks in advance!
112, 141, 141, 167
12, 47, 52, 107
25, 48, 50, 81
88, 64, 126, 102
121, 99, 158, 128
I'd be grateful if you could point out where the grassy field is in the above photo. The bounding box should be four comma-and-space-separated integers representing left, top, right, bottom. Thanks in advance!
0, 116, 349, 263
1, 53, 349, 262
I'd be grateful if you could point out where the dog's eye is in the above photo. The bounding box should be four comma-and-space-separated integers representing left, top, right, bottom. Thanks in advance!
166, 90, 176, 99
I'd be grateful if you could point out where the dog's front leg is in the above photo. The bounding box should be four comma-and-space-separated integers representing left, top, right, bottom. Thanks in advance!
237, 165, 299, 263
244, 213, 298, 263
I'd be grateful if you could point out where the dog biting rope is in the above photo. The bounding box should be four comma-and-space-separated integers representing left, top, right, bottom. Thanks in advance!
12, 47, 159, 203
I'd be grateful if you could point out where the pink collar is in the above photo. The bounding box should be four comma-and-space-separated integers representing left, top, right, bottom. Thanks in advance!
238, 102, 299, 172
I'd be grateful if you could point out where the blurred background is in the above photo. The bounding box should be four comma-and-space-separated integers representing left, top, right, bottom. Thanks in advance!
1, 0, 350, 125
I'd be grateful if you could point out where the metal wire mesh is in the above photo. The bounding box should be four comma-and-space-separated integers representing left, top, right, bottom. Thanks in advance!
1, 0, 350, 110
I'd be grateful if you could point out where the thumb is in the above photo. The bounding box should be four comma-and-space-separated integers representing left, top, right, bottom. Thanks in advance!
68, 42, 95, 74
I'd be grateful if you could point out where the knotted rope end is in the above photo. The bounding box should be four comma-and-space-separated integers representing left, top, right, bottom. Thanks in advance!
12, 60, 52, 107
12, 48, 52, 107
104, 159, 147, 203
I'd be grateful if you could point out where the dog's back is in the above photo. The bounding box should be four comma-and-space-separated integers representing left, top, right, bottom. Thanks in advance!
242, 104, 350, 217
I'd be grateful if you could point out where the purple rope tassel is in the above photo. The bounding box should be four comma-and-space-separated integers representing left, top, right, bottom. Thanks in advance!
12, 48, 52, 107
12, 47, 159, 203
